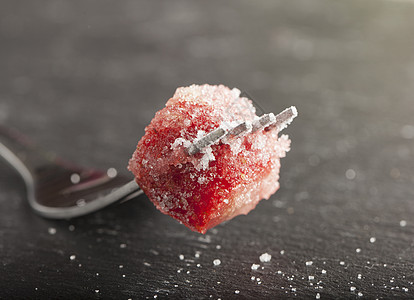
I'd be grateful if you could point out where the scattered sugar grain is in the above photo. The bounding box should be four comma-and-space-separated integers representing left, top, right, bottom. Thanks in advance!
120, 243, 127, 249
251, 264, 260, 270
340, 261, 345, 265
308, 276, 315, 280
358, 292, 363, 297
356, 248, 361, 253
306, 261, 313, 266
370, 237, 376, 243
316, 293, 321, 299
179, 254, 184, 260
213, 259, 221, 266
234, 290, 240, 294
259, 253, 272, 263
400, 220, 407, 227
280, 250, 285, 255
70, 255, 76, 261
357, 274, 362, 279
350, 287, 356, 292
216, 245, 222, 250
48, 228, 56, 235
321, 270, 327, 274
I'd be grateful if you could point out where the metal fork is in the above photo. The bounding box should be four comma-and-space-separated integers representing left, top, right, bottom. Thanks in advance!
0, 106, 296, 219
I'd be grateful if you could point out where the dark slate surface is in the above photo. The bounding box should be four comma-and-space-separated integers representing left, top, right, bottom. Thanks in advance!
1, 0, 414, 298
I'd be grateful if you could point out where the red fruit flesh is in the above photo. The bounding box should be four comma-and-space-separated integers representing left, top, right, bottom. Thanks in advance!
128, 84, 291, 233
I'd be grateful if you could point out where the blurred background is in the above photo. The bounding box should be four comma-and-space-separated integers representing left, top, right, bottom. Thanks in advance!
1, 0, 414, 298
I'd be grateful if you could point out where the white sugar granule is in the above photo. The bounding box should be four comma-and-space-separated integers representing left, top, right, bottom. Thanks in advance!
213, 259, 221, 266
251, 264, 260, 270
259, 253, 272, 263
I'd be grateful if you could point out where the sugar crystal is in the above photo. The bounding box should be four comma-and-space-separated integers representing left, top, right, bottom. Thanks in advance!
259, 253, 272, 263
213, 259, 221, 266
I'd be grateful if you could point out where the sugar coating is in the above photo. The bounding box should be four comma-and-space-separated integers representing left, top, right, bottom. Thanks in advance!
128, 84, 291, 233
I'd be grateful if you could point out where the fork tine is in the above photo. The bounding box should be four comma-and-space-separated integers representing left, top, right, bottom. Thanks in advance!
186, 127, 226, 155
228, 121, 252, 137
251, 113, 276, 133
186, 106, 297, 156
265, 106, 298, 132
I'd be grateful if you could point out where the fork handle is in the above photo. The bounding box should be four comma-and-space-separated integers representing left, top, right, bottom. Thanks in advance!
0, 125, 59, 176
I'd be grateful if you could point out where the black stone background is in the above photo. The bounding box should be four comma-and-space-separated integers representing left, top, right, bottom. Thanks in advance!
1, 0, 414, 298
